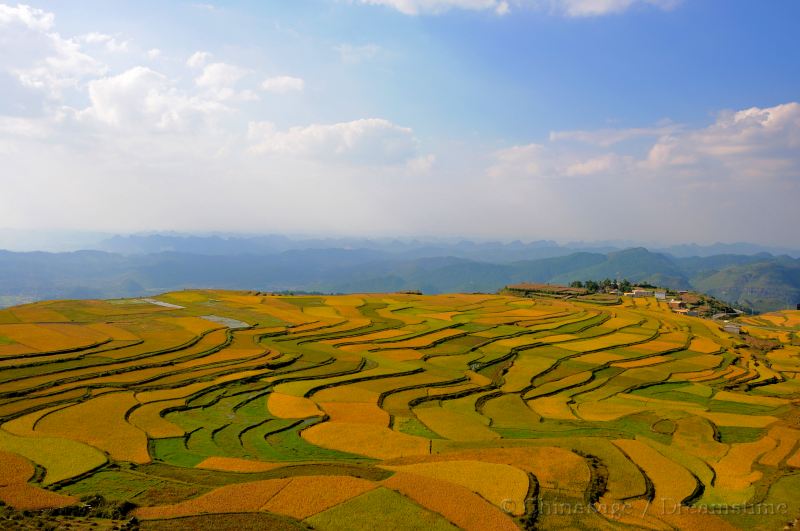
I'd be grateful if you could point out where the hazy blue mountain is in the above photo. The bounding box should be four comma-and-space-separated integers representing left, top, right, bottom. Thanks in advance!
0, 244, 798, 313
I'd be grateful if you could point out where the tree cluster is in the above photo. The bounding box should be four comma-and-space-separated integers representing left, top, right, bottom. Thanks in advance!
569, 279, 634, 294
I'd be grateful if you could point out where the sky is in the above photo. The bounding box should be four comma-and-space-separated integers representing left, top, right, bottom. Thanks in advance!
0, 0, 798, 247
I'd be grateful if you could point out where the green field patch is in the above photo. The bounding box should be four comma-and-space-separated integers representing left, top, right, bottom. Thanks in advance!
140, 512, 306, 531
707, 400, 782, 415
306, 486, 458, 531
395, 416, 444, 439
60, 469, 207, 504
716, 426, 766, 444
629, 382, 709, 406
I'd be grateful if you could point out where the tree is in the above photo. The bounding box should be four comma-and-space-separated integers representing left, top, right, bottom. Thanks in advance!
585, 280, 599, 293
619, 279, 632, 292
570, 280, 584, 288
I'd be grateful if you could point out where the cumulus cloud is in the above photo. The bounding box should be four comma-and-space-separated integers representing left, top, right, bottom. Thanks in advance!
81, 66, 227, 130
247, 118, 419, 165
146, 48, 161, 59
261, 75, 304, 93
490, 102, 800, 185
0, 3, 53, 30
194, 62, 256, 101
80, 32, 129, 53
186, 50, 211, 68
642, 102, 800, 181
0, 4, 105, 97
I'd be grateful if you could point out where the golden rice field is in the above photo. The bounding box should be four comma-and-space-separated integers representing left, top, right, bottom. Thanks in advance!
0, 290, 799, 529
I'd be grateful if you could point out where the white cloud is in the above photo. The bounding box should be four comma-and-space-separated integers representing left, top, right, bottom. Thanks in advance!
195, 62, 247, 88
247, 118, 419, 165
0, 4, 106, 97
491, 102, 800, 185
186, 50, 211, 68
335, 43, 381, 64
194, 62, 254, 101
642, 102, 800, 181
80, 32, 130, 53
261, 75, 304, 93
146, 48, 161, 59
0, 3, 53, 30
82, 66, 227, 130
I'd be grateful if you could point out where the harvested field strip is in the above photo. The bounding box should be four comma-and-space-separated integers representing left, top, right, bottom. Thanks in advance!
306, 486, 459, 531
261, 475, 377, 519
302, 421, 429, 460
380, 460, 529, 515
134, 478, 292, 518
383, 472, 519, 531
0, 328, 226, 397
613, 438, 699, 506
0, 428, 107, 485
267, 392, 323, 418
414, 403, 499, 441
0, 450, 77, 510
34, 391, 150, 463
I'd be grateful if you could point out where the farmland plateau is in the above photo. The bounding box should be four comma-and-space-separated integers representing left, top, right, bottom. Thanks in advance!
0, 290, 799, 530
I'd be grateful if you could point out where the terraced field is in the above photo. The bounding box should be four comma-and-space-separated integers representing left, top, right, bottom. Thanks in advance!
1, 291, 799, 530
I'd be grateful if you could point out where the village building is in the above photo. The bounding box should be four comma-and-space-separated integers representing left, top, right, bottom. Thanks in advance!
723, 323, 741, 335
668, 299, 685, 310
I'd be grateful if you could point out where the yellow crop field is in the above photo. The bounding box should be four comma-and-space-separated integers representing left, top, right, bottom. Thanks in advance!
383, 472, 519, 531
0, 429, 106, 485
528, 394, 578, 420
0, 451, 77, 510
0, 324, 94, 352
759, 426, 800, 466
558, 332, 646, 352
302, 421, 429, 459
613, 438, 698, 505
135, 368, 271, 402
267, 392, 323, 418
689, 336, 722, 353
159, 316, 223, 335
127, 399, 186, 438
34, 392, 150, 463
611, 354, 671, 368
713, 436, 778, 493
0, 289, 798, 529
312, 382, 382, 402
414, 406, 499, 440
381, 460, 528, 515
262, 475, 377, 519
134, 478, 292, 519
373, 328, 464, 349
10, 304, 69, 323
320, 402, 390, 425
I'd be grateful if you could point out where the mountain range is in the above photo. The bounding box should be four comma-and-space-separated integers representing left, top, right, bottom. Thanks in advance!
1, 234, 798, 313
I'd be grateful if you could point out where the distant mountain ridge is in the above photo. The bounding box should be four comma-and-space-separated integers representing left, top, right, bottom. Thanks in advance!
1, 242, 798, 313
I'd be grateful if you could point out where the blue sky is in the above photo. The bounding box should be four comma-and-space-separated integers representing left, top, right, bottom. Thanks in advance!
1, 1, 798, 246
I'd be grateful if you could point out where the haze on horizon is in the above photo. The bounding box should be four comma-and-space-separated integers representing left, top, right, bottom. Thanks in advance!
1, 0, 798, 247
